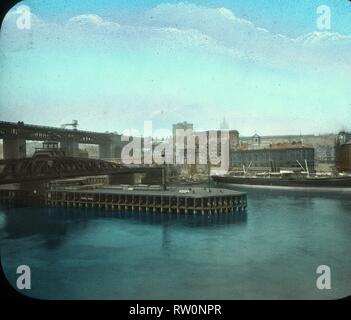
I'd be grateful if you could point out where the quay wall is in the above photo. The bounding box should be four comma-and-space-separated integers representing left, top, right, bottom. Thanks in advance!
0, 187, 247, 215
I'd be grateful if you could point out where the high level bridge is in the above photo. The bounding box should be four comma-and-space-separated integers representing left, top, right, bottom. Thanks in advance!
0, 121, 123, 159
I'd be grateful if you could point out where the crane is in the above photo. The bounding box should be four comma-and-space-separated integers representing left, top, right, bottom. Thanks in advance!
61, 120, 78, 130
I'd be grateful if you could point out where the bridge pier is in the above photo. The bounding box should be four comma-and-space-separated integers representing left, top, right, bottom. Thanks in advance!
99, 135, 123, 160
3, 138, 26, 159
99, 143, 112, 159
60, 141, 79, 157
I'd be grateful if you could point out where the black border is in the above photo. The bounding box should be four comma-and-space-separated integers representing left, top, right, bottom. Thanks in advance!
0, 0, 350, 310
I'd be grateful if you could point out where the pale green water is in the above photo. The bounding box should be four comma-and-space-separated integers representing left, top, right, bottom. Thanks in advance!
0, 188, 350, 299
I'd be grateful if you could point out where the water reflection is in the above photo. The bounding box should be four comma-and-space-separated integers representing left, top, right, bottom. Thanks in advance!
220, 184, 351, 201
0, 205, 247, 250
0, 206, 90, 249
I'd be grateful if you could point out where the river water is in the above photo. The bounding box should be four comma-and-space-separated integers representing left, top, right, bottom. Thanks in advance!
0, 187, 350, 300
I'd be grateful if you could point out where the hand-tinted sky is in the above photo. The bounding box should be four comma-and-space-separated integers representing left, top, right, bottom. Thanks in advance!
0, 0, 350, 135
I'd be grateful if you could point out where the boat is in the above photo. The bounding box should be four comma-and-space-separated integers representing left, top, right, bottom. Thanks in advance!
212, 172, 351, 191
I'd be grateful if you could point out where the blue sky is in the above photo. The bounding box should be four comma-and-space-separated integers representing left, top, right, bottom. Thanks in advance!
0, 0, 351, 136
22, 0, 351, 36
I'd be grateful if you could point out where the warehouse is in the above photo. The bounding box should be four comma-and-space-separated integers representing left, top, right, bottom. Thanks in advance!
230, 147, 315, 172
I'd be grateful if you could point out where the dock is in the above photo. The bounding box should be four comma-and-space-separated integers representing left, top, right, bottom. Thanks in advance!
0, 175, 247, 214
46, 186, 247, 214
0, 186, 247, 215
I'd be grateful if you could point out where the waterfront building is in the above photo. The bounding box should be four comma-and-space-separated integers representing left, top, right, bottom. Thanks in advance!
239, 133, 337, 171
314, 145, 335, 163
335, 131, 351, 173
190, 129, 239, 174
172, 122, 194, 164
172, 121, 194, 137
172, 122, 239, 174
230, 146, 315, 172
252, 133, 261, 146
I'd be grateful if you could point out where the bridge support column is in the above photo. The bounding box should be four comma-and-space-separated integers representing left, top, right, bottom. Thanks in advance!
99, 135, 123, 161
99, 134, 124, 161
61, 141, 79, 157
3, 138, 26, 159
99, 143, 113, 160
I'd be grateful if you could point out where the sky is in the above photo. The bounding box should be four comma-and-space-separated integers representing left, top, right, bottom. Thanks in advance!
0, 0, 350, 136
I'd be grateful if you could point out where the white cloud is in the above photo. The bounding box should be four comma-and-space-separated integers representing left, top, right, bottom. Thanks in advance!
217, 7, 236, 21
294, 31, 351, 45
1, 3, 350, 72
143, 3, 351, 71
68, 14, 105, 25
145, 3, 282, 44
66, 14, 120, 30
